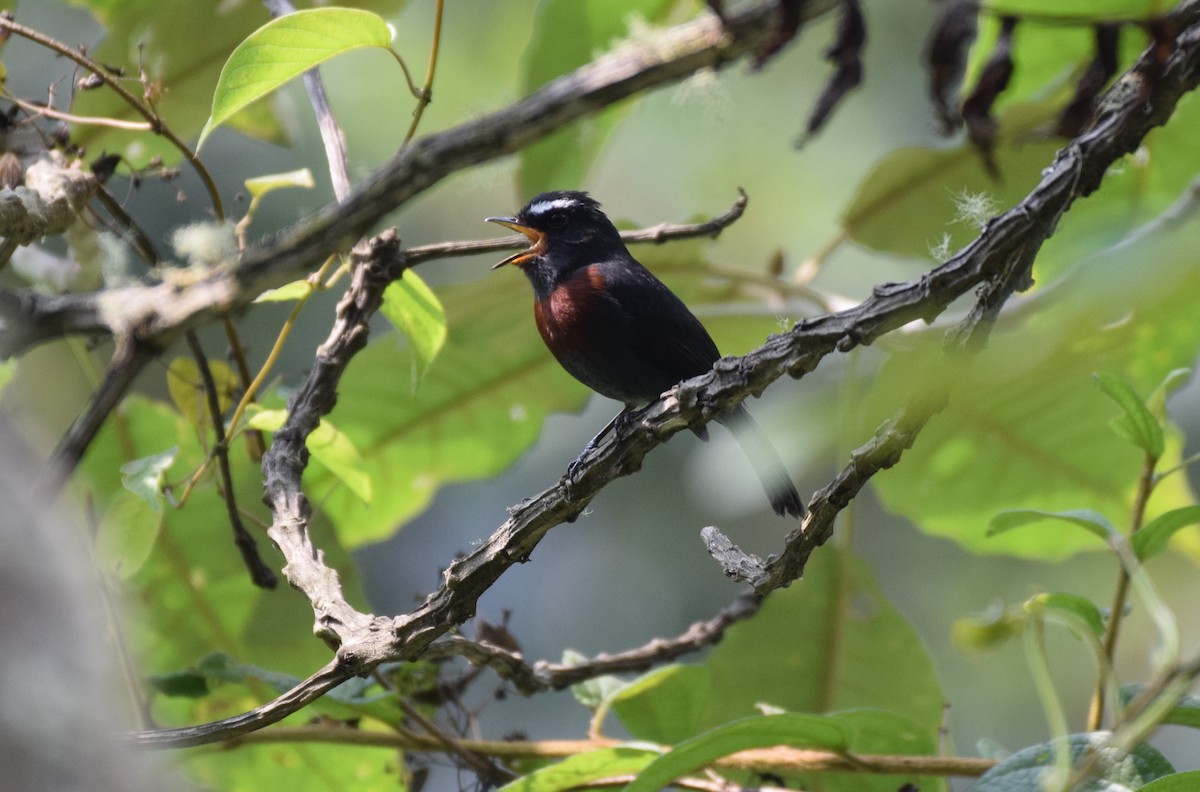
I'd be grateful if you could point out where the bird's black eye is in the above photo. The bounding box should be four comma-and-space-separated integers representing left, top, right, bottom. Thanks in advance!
548, 212, 567, 229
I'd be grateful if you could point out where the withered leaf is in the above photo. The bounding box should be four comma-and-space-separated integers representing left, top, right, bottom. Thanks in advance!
925, 0, 979, 134
1056, 24, 1120, 138
800, 0, 866, 143
961, 15, 1017, 179
752, 0, 807, 70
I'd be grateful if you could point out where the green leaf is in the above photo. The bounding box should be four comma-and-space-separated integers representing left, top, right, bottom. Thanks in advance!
1095, 372, 1164, 459
253, 279, 312, 303
953, 605, 1027, 652
96, 490, 162, 579
970, 733, 1173, 792
1141, 773, 1200, 792
611, 665, 711, 745
1146, 368, 1193, 422
1134, 506, 1200, 561
307, 417, 373, 504
625, 714, 850, 792
840, 102, 1062, 260
611, 547, 946, 791
0, 359, 15, 393
243, 167, 314, 198
984, 0, 1182, 19
496, 747, 657, 792
988, 509, 1115, 542
380, 271, 448, 381
248, 408, 371, 503
1029, 592, 1106, 636
200, 8, 396, 148
119, 447, 178, 511
166, 356, 238, 431
146, 669, 210, 699
1119, 685, 1200, 729
564, 650, 626, 710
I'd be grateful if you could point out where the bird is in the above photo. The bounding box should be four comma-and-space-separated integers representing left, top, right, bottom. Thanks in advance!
485, 191, 805, 518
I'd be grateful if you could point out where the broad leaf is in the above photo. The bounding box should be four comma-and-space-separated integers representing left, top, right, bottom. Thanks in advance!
612, 546, 947, 791
625, 713, 850, 792
497, 747, 657, 792
200, 8, 396, 148
380, 271, 448, 382
969, 733, 1173, 792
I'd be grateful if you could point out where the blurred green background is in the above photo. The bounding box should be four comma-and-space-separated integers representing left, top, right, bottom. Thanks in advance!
3, 0, 1200, 789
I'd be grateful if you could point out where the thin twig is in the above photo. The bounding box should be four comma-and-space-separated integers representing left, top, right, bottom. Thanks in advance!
401, 0, 444, 146
1087, 451, 1158, 730
0, 17, 224, 220
1, 91, 154, 130
184, 332, 277, 589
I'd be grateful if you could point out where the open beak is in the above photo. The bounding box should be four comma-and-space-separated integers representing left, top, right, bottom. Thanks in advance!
485, 216, 544, 269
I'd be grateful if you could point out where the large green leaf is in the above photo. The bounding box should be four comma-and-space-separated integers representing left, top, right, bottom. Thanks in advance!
199, 8, 396, 148
867, 210, 1200, 559
612, 545, 947, 792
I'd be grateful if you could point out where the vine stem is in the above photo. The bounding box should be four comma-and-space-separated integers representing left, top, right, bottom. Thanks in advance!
1086, 450, 1157, 730
400, 0, 444, 145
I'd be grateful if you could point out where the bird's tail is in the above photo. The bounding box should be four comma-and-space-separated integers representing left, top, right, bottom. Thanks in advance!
717, 405, 805, 518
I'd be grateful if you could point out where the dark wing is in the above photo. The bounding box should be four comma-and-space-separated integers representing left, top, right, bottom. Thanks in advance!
588, 256, 720, 400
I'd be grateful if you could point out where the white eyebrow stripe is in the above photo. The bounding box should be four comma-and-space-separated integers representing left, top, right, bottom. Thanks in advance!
526, 197, 579, 215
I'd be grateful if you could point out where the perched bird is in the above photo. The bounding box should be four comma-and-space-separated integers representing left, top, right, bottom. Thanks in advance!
486, 191, 805, 518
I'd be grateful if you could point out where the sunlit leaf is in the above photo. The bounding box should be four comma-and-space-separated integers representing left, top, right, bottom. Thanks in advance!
200, 8, 396, 148
307, 418, 373, 504
244, 167, 314, 198
380, 271, 448, 382
1095, 371, 1163, 459
984, 0, 1182, 19
253, 279, 312, 303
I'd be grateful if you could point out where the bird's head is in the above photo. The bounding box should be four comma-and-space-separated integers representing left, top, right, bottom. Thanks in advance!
485, 191, 624, 272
